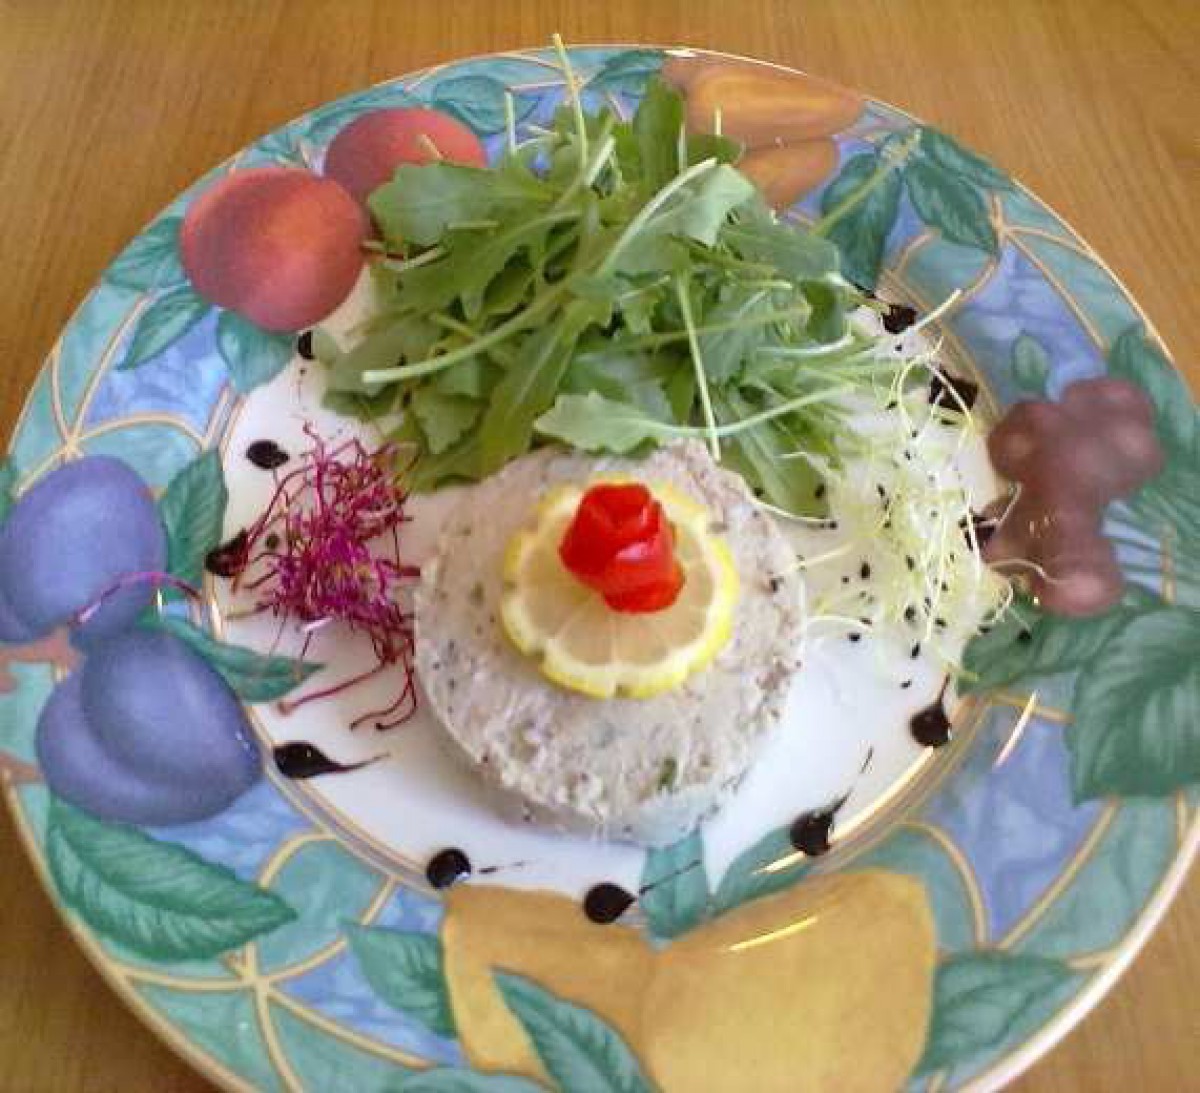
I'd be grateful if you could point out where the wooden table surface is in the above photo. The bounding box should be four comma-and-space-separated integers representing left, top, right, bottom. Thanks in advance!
1, 2, 1196, 1090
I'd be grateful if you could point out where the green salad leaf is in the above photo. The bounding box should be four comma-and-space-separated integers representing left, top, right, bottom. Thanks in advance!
324, 73, 926, 515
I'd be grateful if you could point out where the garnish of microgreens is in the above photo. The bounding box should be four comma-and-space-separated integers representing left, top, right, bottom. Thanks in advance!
771, 298, 1011, 676
228, 427, 420, 730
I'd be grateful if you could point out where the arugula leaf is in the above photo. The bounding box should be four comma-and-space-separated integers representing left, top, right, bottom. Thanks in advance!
535, 391, 668, 453
613, 165, 755, 276
634, 77, 685, 192
399, 212, 569, 318
800, 279, 848, 345
321, 385, 400, 422
563, 345, 678, 421
369, 162, 555, 247
686, 132, 743, 167
477, 298, 605, 475
723, 195, 840, 280
410, 387, 482, 455
403, 430, 482, 491
322, 75, 880, 505
697, 285, 778, 384
716, 388, 825, 515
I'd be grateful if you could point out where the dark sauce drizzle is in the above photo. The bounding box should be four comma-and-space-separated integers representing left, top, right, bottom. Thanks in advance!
882, 303, 918, 334
246, 439, 290, 470
273, 741, 380, 780
426, 848, 473, 890
962, 510, 998, 550
583, 883, 637, 925
204, 529, 250, 578
929, 372, 979, 412
788, 795, 849, 857
910, 679, 953, 748
296, 331, 315, 361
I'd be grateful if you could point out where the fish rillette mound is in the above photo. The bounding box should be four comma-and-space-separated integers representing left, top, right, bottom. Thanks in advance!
414, 442, 804, 847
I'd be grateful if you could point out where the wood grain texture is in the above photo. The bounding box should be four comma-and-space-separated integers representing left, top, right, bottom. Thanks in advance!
0, 2, 1195, 1090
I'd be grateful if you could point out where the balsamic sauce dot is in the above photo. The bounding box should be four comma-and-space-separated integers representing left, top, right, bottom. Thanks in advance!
296, 330, 315, 360
204, 529, 249, 578
848, 632, 862, 643
583, 883, 636, 924
859, 561, 871, 580
273, 742, 368, 780
882, 303, 918, 334
426, 848, 472, 890
265, 532, 281, 551
246, 439, 290, 470
929, 372, 980, 412
910, 698, 953, 748
788, 803, 842, 856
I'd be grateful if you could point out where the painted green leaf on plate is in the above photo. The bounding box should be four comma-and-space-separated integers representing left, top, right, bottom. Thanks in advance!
587, 50, 664, 95
216, 310, 295, 393
914, 952, 1077, 1076
117, 285, 212, 371
270, 998, 411, 1091
904, 159, 997, 254
959, 596, 1131, 694
389, 1070, 543, 1093
1010, 333, 1050, 396
46, 797, 296, 960
710, 826, 809, 914
430, 74, 537, 134
256, 840, 382, 973
918, 128, 1013, 192
1014, 798, 1178, 960
151, 615, 321, 702
1107, 324, 1198, 461
135, 984, 285, 1092
346, 925, 457, 1038
82, 420, 200, 489
495, 972, 653, 1093
158, 449, 228, 586
1069, 605, 1200, 800
105, 215, 185, 292
639, 829, 709, 940
819, 151, 901, 289
0, 458, 17, 521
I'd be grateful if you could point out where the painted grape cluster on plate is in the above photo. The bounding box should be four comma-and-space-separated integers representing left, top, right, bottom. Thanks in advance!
1, 44, 1197, 1093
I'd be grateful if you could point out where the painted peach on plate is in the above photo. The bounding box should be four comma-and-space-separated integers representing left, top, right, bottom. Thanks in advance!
180, 166, 367, 332
324, 106, 487, 206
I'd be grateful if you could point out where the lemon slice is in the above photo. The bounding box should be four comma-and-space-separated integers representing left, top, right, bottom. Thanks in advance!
500, 480, 739, 698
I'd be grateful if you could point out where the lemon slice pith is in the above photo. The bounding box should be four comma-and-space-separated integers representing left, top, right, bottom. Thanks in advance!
500, 481, 739, 699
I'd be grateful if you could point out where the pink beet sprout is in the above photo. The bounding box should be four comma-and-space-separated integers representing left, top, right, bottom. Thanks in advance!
235, 426, 419, 730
